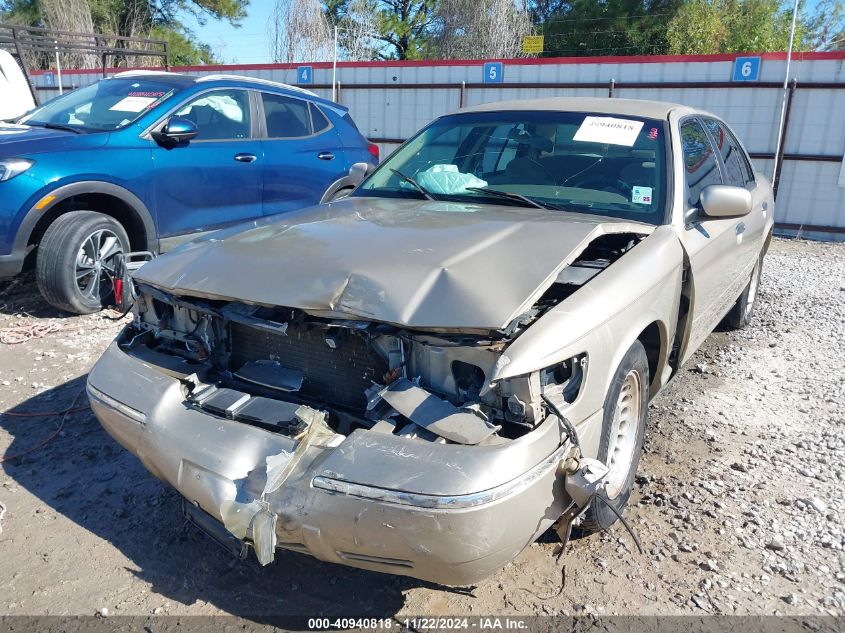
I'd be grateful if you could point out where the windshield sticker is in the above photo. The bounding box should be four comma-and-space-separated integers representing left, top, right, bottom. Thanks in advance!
128, 91, 165, 98
632, 185, 653, 205
109, 96, 158, 113
573, 116, 644, 146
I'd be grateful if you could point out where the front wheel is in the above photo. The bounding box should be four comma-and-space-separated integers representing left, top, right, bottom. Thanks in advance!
724, 254, 763, 330
36, 211, 129, 314
580, 340, 649, 533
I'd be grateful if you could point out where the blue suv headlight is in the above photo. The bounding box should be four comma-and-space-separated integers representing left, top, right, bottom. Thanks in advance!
0, 158, 34, 182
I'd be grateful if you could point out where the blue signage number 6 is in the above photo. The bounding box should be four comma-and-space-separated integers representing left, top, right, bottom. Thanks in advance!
732, 57, 761, 82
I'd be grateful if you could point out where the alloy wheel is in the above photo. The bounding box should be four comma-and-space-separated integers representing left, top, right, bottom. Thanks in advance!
75, 228, 123, 302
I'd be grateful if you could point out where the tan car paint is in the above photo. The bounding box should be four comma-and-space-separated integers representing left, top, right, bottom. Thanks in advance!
87, 98, 775, 585
669, 110, 774, 363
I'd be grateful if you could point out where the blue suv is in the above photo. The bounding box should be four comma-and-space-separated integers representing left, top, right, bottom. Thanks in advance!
0, 71, 378, 313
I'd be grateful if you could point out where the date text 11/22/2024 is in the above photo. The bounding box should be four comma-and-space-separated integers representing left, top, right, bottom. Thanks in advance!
307, 618, 530, 630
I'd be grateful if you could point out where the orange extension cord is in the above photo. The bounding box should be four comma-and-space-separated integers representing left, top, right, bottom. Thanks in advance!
0, 390, 88, 463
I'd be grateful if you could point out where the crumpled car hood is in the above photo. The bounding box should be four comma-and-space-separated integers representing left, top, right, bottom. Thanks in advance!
136, 197, 653, 330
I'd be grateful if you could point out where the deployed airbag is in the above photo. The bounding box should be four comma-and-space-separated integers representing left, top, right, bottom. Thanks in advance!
416, 164, 487, 195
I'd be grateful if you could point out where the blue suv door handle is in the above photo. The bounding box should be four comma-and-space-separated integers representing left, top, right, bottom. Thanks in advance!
318, 152, 335, 161
234, 153, 257, 163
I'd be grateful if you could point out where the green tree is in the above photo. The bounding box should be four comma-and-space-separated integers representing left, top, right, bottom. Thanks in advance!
324, 0, 438, 59
803, 0, 845, 49
536, 0, 684, 57
0, 0, 246, 66
0, 0, 39, 24
667, 0, 814, 54
666, 0, 727, 53
150, 23, 215, 64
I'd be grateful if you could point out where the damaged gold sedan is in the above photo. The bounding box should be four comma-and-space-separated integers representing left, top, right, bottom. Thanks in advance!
87, 98, 774, 585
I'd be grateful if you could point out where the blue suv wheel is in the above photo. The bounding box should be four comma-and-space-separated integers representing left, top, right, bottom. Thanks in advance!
36, 210, 129, 314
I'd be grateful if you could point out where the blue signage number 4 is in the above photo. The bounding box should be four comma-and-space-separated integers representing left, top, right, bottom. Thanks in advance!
297, 65, 313, 84
733, 57, 761, 82
483, 62, 503, 84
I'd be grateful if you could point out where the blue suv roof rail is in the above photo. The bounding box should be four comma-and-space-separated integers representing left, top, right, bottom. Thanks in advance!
196, 74, 317, 97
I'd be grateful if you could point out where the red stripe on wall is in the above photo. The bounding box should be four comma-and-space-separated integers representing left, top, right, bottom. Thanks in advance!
28, 50, 845, 76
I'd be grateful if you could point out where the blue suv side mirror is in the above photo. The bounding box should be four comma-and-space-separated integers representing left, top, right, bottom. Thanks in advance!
152, 116, 198, 146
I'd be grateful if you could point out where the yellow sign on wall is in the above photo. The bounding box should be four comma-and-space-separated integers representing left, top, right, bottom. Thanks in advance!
522, 35, 544, 54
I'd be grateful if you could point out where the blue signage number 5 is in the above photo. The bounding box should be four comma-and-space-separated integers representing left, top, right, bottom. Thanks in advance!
483, 62, 503, 84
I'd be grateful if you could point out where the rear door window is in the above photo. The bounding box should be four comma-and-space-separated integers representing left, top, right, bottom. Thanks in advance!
262, 93, 311, 138
310, 103, 331, 134
703, 118, 755, 187
680, 118, 722, 207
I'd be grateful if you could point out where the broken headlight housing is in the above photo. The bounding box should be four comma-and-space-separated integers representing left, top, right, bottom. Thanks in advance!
498, 354, 587, 430
133, 290, 215, 361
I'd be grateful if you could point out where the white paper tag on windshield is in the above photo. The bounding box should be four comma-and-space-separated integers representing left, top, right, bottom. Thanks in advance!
574, 116, 644, 146
632, 185, 653, 204
109, 96, 157, 113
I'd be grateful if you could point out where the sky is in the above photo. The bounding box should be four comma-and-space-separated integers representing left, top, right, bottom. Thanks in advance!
183, 0, 277, 64
182, 0, 827, 66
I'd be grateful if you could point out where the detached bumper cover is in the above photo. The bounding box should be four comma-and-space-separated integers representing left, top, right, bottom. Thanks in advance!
87, 341, 570, 585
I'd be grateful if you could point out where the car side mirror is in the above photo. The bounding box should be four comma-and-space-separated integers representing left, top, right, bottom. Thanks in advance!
152, 116, 198, 146
348, 162, 370, 187
699, 185, 752, 218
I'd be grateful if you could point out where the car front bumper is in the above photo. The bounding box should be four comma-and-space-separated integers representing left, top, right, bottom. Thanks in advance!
87, 341, 572, 585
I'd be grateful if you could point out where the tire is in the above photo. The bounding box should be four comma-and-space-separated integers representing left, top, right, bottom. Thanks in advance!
580, 340, 649, 533
724, 253, 763, 330
36, 211, 130, 314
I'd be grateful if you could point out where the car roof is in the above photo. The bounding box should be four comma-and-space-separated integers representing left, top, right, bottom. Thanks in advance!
111, 70, 346, 113
458, 97, 695, 120
111, 70, 198, 86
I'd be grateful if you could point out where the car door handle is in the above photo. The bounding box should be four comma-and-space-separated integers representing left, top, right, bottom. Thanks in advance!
317, 152, 335, 161
234, 153, 257, 163
735, 222, 746, 235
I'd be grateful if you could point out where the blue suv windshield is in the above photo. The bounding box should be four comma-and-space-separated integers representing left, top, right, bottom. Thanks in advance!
20, 77, 182, 133
358, 110, 669, 224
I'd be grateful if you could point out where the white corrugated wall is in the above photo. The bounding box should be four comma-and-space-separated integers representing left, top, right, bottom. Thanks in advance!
30, 53, 845, 238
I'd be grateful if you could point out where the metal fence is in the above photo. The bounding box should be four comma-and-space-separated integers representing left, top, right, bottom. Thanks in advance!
0, 23, 169, 107
27, 51, 845, 239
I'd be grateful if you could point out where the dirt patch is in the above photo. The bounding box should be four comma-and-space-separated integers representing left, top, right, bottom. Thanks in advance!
1, 238, 843, 619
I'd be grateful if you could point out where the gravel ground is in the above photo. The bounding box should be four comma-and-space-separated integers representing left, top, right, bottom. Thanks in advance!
0, 237, 842, 621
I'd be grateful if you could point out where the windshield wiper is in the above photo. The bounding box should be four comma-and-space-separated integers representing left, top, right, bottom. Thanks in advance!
464, 187, 554, 210
390, 168, 435, 200
27, 121, 83, 134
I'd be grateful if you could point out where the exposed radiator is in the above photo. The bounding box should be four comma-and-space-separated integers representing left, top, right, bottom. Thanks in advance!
229, 323, 387, 412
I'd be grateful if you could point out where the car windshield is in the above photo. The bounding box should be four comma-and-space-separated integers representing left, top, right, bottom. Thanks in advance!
358, 110, 668, 223
20, 77, 181, 132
